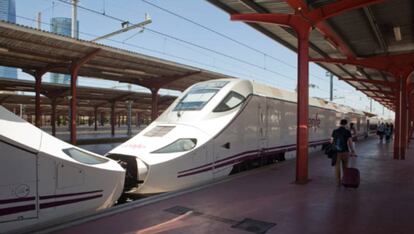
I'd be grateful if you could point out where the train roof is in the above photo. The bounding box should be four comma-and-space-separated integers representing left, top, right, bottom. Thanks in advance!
250, 80, 365, 115
0, 105, 42, 152
194, 78, 368, 116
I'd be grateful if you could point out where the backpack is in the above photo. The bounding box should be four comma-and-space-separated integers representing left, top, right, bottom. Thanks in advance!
334, 137, 344, 152
332, 128, 348, 152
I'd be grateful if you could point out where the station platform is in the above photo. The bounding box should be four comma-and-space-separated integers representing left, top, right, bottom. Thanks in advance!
47, 137, 414, 234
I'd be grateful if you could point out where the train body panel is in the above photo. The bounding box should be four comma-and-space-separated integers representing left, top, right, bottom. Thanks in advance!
0, 106, 125, 233
107, 78, 370, 195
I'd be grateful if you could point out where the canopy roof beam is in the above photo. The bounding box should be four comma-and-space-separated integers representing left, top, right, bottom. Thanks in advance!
340, 77, 397, 88
362, 6, 388, 53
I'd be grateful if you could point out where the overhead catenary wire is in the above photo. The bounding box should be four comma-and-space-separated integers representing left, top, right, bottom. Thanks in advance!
53, 0, 355, 91
56, 0, 124, 23
3, 11, 275, 83
138, 0, 345, 84
143, 28, 296, 81
2, 13, 338, 95
57, 0, 338, 87
45, 1, 366, 97
4, 2, 358, 96
1, 12, 327, 93
139, 0, 296, 70
140, 0, 362, 93
41, 1, 299, 83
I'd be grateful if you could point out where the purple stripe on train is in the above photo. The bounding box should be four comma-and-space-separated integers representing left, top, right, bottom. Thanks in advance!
177, 139, 330, 178
0, 204, 36, 217
40, 190, 103, 200
0, 190, 103, 217
40, 194, 103, 209
0, 196, 35, 205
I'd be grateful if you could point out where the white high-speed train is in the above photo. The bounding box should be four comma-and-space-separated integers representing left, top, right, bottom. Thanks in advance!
0, 106, 125, 233
107, 78, 368, 195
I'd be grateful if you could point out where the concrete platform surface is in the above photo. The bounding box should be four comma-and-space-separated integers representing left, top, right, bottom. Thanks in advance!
53, 137, 414, 234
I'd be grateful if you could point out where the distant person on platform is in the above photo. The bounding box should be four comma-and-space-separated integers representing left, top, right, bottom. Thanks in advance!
385, 123, 392, 143
349, 122, 357, 156
331, 119, 356, 186
377, 122, 386, 143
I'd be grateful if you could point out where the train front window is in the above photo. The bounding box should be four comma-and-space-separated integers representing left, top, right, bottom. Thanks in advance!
63, 148, 109, 165
174, 81, 229, 111
213, 91, 245, 112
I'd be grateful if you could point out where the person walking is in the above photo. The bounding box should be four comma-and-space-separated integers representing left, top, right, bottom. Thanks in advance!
331, 119, 356, 186
385, 123, 392, 143
377, 122, 385, 143
350, 122, 357, 156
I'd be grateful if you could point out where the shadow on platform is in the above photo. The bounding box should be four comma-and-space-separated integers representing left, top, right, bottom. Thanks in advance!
52, 136, 414, 234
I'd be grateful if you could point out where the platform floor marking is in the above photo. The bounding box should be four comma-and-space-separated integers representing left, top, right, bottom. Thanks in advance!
164, 205, 276, 233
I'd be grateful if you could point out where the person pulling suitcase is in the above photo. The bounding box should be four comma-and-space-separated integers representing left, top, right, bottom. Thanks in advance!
330, 119, 357, 187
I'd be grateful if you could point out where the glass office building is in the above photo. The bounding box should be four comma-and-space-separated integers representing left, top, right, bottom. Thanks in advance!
50, 17, 79, 84
0, 0, 17, 79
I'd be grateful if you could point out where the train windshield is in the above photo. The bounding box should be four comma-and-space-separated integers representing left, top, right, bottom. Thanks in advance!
63, 148, 109, 165
174, 81, 229, 111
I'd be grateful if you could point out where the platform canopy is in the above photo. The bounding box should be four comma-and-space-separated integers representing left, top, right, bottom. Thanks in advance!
0, 21, 228, 91
207, 0, 414, 110
0, 78, 176, 115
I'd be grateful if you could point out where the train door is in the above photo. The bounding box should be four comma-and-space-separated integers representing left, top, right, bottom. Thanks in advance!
0, 140, 38, 223
212, 122, 239, 179
258, 99, 268, 153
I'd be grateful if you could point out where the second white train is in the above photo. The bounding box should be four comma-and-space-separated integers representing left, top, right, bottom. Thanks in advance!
107, 78, 368, 194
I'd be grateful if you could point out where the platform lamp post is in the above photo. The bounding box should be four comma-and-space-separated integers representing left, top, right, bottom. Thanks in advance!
370, 98, 373, 113
326, 71, 334, 101
71, 0, 78, 39
126, 100, 132, 137
66, 95, 72, 131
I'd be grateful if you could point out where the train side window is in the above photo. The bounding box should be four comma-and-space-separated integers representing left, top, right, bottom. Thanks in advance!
63, 148, 109, 165
213, 91, 245, 112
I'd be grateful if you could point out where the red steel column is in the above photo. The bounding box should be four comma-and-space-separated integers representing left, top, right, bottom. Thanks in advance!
295, 24, 311, 184
401, 77, 408, 159
34, 73, 43, 127
411, 95, 414, 140
151, 88, 159, 122
111, 102, 115, 136
230, 0, 384, 182
410, 93, 414, 140
69, 49, 100, 144
51, 98, 57, 136
394, 81, 401, 160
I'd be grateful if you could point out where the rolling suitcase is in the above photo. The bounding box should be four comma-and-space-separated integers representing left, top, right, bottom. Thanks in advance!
342, 167, 360, 188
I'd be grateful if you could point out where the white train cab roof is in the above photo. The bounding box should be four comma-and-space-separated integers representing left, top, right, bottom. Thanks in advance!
250, 81, 364, 115
0, 105, 42, 152
179, 78, 366, 116
0, 106, 120, 170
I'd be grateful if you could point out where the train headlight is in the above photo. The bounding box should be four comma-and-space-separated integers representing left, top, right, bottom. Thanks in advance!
152, 138, 197, 153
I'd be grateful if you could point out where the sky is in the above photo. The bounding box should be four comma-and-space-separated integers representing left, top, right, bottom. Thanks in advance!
9, 0, 393, 117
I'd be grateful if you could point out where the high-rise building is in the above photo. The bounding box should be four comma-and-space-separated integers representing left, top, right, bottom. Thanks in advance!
0, 0, 17, 79
50, 17, 79, 84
